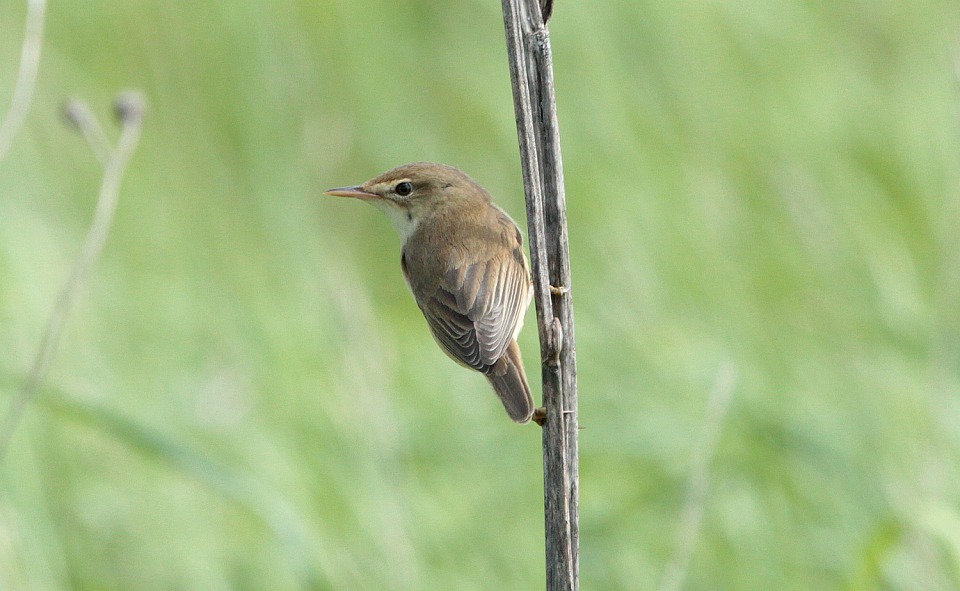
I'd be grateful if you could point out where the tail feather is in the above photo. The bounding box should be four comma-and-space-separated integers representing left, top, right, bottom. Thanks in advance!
485, 340, 534, 423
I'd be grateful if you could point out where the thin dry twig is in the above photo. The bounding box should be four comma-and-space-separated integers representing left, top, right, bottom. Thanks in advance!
0, 92, 147, 459
0, 0, 47, 163
500, 1, 579, 589
658, 362, 737, 591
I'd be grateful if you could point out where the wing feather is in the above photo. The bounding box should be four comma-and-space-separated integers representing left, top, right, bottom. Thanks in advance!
404, 204, 531, 372
419, 248, 530, 371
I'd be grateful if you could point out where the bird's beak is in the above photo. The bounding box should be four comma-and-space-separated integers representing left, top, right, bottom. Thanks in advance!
325, 185, 380, 200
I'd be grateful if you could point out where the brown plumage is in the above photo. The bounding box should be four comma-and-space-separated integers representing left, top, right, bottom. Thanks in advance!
326, 162, 535, 423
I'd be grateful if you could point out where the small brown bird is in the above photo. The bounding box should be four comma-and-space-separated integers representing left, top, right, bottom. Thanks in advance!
326, 162, 535, 423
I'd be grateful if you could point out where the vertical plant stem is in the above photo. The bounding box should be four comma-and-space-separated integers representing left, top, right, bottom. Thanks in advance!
0, 93, 146, 458
658, 363, 736, 591
0, 0, 47, 163
500, 2, 579, 589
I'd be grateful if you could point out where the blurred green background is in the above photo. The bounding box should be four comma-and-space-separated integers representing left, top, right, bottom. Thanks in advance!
1, 0, 959, 589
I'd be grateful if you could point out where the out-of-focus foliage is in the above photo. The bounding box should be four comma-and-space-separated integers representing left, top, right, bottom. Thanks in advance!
1, 1, 959, 589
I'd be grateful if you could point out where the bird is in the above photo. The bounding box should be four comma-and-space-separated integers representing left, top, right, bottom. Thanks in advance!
326, 162, 536, 424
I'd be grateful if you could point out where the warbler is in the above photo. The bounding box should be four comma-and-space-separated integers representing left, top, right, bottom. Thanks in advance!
326, 162, 535, 423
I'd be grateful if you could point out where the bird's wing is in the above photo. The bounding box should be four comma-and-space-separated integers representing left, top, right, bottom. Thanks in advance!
419, 248, 531, 371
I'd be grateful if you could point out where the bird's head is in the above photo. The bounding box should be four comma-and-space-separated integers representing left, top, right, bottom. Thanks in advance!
325, 162, 490, 241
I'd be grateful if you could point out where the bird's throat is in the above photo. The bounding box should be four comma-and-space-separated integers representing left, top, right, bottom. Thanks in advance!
372, 200, 419, 244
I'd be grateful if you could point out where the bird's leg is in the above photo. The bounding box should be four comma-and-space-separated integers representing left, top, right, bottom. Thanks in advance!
532, 406, 547, 426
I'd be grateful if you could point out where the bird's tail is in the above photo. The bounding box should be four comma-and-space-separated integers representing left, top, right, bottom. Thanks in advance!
486, 340, 535, 423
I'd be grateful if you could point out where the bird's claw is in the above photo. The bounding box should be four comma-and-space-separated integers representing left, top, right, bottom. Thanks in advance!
532, 406, 547, 426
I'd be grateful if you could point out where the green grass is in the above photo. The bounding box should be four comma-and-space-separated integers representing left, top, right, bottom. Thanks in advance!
2, 0, 960, 589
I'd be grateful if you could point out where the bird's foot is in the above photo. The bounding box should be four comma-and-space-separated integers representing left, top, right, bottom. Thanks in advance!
532, 406, 547, 426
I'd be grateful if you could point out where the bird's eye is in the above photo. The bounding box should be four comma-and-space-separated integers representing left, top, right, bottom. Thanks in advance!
395, 181, 413, 197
